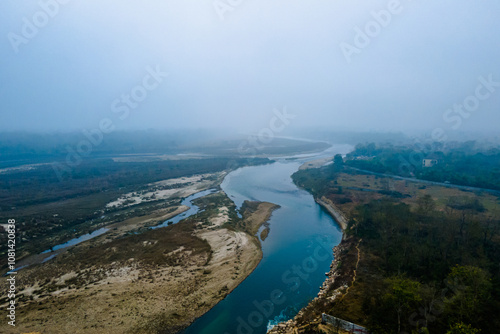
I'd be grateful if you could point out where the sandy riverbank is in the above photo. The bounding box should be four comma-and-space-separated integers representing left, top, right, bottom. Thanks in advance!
298, 157, 333, 170
3, 192, 279, 334
315, 196, 348, 230
8, 205, 191, 273
106, 172, 225, 209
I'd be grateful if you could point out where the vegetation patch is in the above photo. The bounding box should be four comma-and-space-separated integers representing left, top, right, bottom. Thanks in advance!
288, 150, 500, 334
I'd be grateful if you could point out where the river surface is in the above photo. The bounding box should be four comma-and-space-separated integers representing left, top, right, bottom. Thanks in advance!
182, 144, 352, 334
9, 143, 352, 331
152, 188, 219, 229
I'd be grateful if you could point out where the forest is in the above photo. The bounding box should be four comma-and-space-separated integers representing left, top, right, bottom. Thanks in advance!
345, 142, 500, 191
292, 151, 500, 334
351, 198, 499, 333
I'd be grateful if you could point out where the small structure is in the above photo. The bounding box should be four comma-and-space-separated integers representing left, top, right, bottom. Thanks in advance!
422, 158, 438, 168
322, 313, 370, 333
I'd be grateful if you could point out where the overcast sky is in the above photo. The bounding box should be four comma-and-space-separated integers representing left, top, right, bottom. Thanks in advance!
0, 0, 499, 135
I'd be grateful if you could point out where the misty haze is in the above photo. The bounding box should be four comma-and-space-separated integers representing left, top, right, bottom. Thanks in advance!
0, 1, 499, 334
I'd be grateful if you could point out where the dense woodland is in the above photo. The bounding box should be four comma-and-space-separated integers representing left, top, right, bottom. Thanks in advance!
352, 198, 500, 333
293, 152, 500, 334
346, 142, 500, 191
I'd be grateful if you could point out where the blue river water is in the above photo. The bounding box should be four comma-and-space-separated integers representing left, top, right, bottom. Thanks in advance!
14, 143, 352, 332
40, 227, 110, 254
152, 188, 219, 229
182, 144, 352, 334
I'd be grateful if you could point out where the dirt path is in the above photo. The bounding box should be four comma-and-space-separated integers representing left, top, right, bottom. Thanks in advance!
339, 239, 362, 301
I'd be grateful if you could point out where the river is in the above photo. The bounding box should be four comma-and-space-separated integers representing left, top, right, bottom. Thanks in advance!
9, 143, 352, 331
182, 143, 352, 334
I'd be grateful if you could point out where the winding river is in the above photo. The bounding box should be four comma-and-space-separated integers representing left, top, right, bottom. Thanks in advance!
9, 143, 352, 333
182, 144, 352, 334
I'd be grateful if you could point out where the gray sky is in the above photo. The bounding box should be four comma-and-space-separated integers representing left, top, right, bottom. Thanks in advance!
1, 0, 499, 135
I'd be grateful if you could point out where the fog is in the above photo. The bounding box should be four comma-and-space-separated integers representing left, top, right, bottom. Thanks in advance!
1, 0, 499, 136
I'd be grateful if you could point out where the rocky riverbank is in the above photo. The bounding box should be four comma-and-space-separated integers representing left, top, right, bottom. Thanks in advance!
268, 233, 360, 333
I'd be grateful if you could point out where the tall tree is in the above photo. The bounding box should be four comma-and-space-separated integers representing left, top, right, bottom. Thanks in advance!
445, 265, 491, 325
384, 276, 422, 333
333, 154, 344, 171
